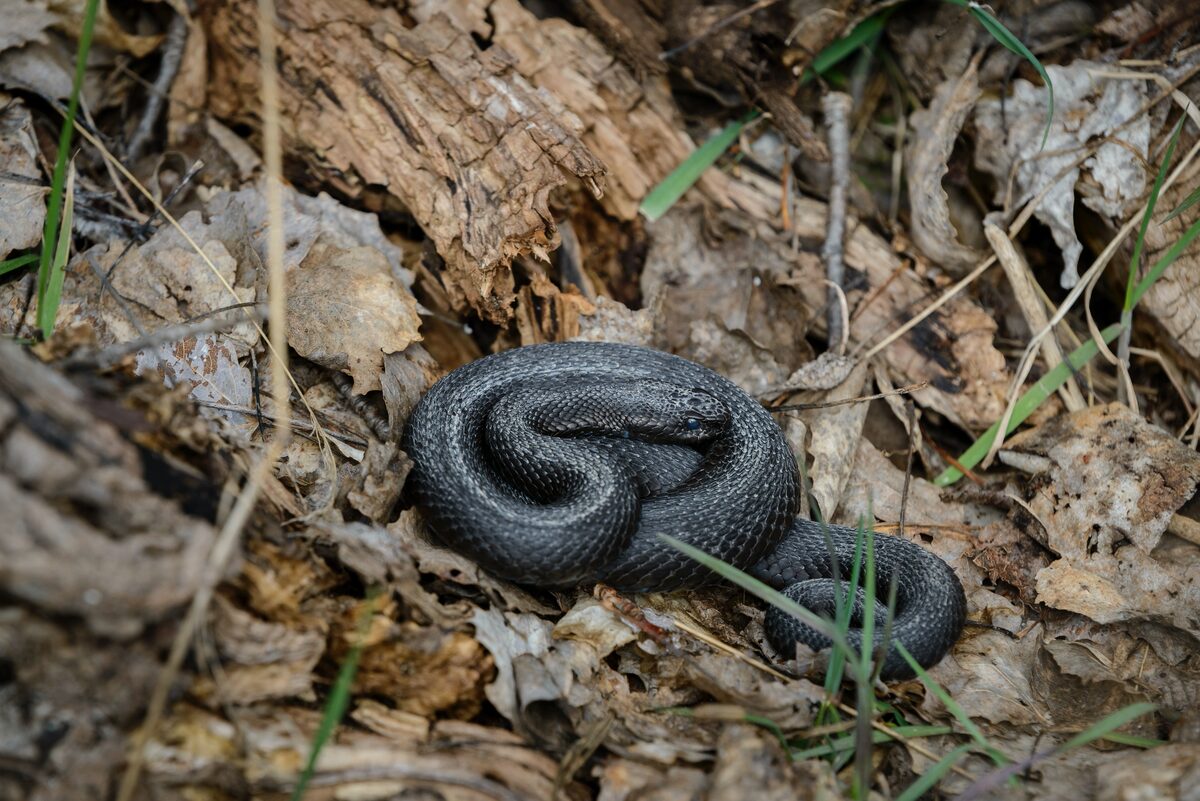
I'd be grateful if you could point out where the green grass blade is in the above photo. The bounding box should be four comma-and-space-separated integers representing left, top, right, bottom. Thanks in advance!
934, 323, 1124, 486
639, 111, 758, 222
1125, 116, 1184, 312
895, 643, 1009, 768
1099, 732, 1165, 748
790, 725, 954, 760
37, 164, 74, 336
1060, 703, 1157, 752
0, 253, 38, 277
852, 517, 877, 801
945, 0, 1054, 148
958, 702, 1157, 798
38, 0, 99, 309
291, 591, 379, 801
800, 10, 892, 86
823, 520, 863, 697
641, 9, 893, 223
894, 743, 973, 801
657, 533, 850, 656
1130, 214, 1200, 307
1164, 183, 1200, 223
858, 518, 876, 677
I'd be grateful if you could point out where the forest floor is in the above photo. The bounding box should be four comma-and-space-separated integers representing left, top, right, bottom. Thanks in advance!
2, 1, 1200, 800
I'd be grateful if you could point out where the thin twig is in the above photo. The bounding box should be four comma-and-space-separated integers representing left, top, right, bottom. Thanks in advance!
69, 112, 328, 457
100, 159, 204, 302
84, 252, 146, 337
125, 10, 188, 162
899, 400, 916, 541
822, 92, 852, 355
859, 61, 1200, 363
114, 2, 292, 798
983, 217, 1085, 411
64, 303, 266, 369
767, 381, 927, 411
982, 135, 1200, 469
659, 0, 781, 60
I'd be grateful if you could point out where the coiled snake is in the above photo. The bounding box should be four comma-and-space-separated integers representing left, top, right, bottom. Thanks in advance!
402, 342, 965, 679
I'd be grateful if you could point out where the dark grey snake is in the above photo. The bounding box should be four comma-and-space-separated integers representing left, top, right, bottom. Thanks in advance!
402, 342, 966, 679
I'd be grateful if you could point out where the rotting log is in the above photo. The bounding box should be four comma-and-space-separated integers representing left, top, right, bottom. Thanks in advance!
201, 0, 606, 323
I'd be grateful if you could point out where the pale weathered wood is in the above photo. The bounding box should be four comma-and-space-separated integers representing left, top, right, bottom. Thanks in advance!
202, 0, 606, 323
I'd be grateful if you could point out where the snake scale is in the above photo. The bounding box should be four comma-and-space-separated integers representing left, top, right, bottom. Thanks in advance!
402, 342, 966, 679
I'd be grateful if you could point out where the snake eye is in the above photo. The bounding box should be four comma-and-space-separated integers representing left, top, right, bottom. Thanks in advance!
686, 418, 701, 431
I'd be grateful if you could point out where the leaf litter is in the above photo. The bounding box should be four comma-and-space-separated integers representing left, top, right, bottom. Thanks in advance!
1, 2, 1200, 801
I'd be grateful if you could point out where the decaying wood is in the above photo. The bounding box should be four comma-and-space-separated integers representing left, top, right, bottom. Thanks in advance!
201, 0, 606, 323
0, 339, 217, 638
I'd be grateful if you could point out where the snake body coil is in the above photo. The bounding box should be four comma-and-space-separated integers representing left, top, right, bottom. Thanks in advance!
402, 342, 965, 679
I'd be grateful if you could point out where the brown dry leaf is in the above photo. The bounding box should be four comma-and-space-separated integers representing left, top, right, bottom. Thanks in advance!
596, 726, 839, 801
0, 44, 69, 107
1003, 403, 1200, 633
136, 333, 254, 422
708, 724, 840, 801
470, 602, 720, 760
0, 0, 57, 52
643, 190, 1009, 430
1028, 629, 1161, 735
1136, 175, 1200, 367
379, 346, 439, 441
553, 595, 639, 657
287, 240, 421, 394
202, 1, 604, 323
1023, 604, 1200, 730
641, 206, 815, 393
387, 510, 558, 616
804, 360, 869, 520
1096, 744, 1200, 801
0, 95, 45, 258
346, 440, 409, 523
48, 0, 162, 56
974, 61, 1155, 288
144, 702, 576, 800
906, 60, 985, 272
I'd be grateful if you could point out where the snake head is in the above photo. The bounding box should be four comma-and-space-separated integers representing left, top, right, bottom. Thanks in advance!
630, 384, 729, 443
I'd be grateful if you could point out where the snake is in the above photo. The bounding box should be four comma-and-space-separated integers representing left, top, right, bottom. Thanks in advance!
401, 341, 966, 679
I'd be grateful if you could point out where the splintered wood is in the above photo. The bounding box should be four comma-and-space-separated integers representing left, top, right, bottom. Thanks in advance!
202, 0, 605, 322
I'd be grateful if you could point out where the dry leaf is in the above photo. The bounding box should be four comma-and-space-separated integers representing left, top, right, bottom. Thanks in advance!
1096, 743, 1200, 801
287, 241, 421, 394
1135, 176, 1200, 367
136, 333, 253, 423
974, 62, 1155, 287
47, 0, 162, 57
1003, 403, 1200, 633
0, 95, 45, 258
805, 360, 869, 520
0, 0, 56, 53
906, 61, 985, 271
